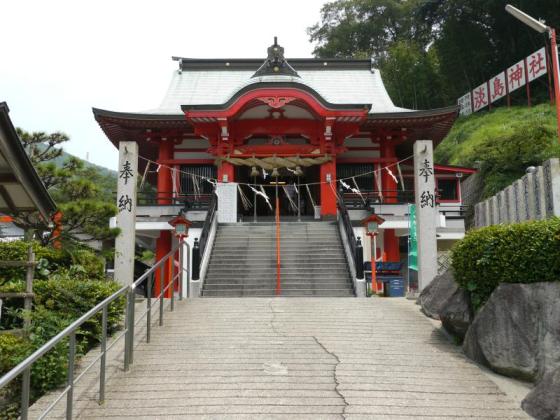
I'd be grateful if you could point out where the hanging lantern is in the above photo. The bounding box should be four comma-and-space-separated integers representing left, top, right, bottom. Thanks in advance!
250, 166, 260, 177
271, 167, 280, 178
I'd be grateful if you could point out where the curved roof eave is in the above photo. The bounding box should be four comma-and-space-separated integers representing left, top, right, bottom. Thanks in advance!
92, 108, 188, 121
181, 81, 372, 113
0, 102, 57, 219
367, 105, 459, 121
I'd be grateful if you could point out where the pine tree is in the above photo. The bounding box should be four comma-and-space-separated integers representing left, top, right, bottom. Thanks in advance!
10, 128, 119, 245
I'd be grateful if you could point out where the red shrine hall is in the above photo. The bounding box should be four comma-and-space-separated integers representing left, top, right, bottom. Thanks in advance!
94, 39, 473, 295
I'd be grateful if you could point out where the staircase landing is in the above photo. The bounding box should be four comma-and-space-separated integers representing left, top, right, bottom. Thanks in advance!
28, 298, 530, 419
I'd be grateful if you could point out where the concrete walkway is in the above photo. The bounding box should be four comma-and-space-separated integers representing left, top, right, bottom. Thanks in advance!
30, 298, 530, 419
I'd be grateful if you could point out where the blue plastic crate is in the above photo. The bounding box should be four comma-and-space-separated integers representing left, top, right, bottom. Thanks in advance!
380, 276, 405, 297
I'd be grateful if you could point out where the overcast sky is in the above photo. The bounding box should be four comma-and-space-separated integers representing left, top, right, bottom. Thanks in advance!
0, 0, 329, 170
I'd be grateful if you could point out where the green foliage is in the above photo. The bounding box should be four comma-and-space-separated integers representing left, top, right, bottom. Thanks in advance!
33, 278, 124, 345
435, 104, 560, 198
451, 218, 560, 309
379, 40, 448, 109
0, 334, 32, 420
8, 128, 119, 246
0, 278, 125, 419
0, 241, 70, 285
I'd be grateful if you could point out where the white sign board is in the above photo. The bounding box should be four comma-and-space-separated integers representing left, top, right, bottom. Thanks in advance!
489, 72, 507, 103
507, 60, 527, 93
527, 47, 548, 82
216, 182, 238, 223
472, 82, 489, 112
458, 93, 472, 116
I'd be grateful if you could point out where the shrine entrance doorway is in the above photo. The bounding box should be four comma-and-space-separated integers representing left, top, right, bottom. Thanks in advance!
236, 165, 319, 220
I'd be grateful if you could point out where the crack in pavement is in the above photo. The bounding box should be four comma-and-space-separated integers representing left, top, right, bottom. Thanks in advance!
268, 298, 284, 336
312, 336, 349, 420
267, 300, 348, 419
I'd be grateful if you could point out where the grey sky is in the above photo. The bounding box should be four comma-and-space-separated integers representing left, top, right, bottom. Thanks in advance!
0, 0, 329, 170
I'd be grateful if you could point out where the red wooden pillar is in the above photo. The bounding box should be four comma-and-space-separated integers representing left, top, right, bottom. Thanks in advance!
380, 141, 400, 262
155, 140, 174, 296
157, 140, 173, 204
320, 159, 337, 218
155, 231, 172, 297
218, 161, 235, 183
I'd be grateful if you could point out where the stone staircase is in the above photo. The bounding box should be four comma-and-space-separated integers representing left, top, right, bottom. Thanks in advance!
202, 221, 354, 297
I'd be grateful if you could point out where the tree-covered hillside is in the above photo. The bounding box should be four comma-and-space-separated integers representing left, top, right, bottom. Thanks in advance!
435, 104, 560, 198
309, 0, 559, 110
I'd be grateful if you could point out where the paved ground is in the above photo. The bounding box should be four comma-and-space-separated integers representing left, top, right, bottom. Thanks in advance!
30, 298, 530, 419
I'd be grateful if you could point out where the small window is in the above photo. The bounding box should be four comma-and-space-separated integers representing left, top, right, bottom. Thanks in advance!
437, 178, 458, 201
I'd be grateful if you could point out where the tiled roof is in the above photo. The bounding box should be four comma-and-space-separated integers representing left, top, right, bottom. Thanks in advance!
144, 68, 411, 115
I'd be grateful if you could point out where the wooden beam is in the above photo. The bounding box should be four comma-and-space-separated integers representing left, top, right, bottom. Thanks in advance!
0, 292, 35, 298
0, 185, 17, 213
0, 173, 18, 183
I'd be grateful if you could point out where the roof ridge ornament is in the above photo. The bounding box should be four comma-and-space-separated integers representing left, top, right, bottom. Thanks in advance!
252, 37, 300, 78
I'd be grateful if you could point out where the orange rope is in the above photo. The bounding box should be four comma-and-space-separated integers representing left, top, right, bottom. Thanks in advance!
275, 197, 281, 296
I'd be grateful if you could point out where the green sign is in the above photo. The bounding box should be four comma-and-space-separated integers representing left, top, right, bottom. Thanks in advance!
408, 204, 418, 271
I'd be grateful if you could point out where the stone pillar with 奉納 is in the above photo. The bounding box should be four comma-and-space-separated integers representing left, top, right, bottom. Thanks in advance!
114, 141, 138, 286
413, 140, 438, 291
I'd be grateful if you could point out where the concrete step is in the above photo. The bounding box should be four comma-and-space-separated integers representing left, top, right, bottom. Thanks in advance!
203, 289, 355, 297
211, 246, 345, 251
206, 269, 351, 275
206, 262, 349, 268
203, 282, 352, 290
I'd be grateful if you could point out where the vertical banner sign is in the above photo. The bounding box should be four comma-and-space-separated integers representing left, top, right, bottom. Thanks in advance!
413, 140, 438, 291
507, 60, 527, 93
408, 204, 418, 271
490, 72, 507, 103
527, 47, 548, 82
472, 82, 489, 112
114, 141, 138, 286
457, 93, 473, 116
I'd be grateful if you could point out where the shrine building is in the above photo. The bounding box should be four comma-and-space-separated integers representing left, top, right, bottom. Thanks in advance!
94, 39, 474, 296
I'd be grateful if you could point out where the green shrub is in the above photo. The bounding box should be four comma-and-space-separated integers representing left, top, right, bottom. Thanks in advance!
67, 248, 105, 280
33, 278, 124, 345
0, 278, 125, 419
452, 218, 560, 309
0, 334, 32, 420
0, 241, 70, 285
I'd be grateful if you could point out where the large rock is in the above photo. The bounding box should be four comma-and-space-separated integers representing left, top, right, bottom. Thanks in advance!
522, 367, 560, 420
463, 282, 560, 382
440, 288, 473, 339
417, 270, 457, 319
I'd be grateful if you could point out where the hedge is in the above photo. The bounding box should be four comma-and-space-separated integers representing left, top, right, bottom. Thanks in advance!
451, 217, 560, 309
0, 241, 105, 286
0, 241, 70, 285
0, 278, 124, 419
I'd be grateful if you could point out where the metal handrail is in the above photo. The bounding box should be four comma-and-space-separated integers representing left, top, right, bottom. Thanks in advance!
0, 240, 186, 420
198, 193, 217, 258
337, 194, 358, 272
341, 189, 415, 207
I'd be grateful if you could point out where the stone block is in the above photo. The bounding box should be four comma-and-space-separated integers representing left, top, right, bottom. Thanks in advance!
498, 190, 508, 224
543, 158, 560, 218
463, 282, 560, 382
534, 166, 547, 220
